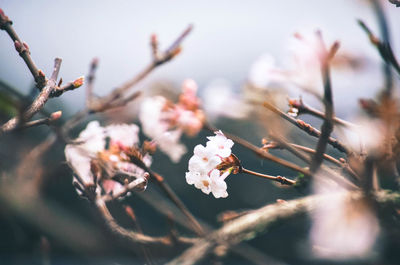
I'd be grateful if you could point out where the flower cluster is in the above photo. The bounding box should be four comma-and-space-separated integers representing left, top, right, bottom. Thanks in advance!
65, 121, 152, 199
185, 131, 236, 198
139, 79, 205, 162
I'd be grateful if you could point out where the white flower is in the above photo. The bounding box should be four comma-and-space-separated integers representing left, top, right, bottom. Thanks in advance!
188, 144, 221, 173
185, 171, 211, 194
209, 169, 228, 198
206, 130, 234, 158
185, 131, 234, 199
105, 123, 139, 147
65, 121, 150, 197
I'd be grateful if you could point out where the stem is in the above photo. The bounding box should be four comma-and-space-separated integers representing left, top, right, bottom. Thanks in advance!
241, 168, 296, 185
262, 101, 350, 154
204, 124, 311, 177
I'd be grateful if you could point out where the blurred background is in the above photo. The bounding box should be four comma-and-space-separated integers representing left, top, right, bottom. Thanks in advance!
0, 0, 399, 264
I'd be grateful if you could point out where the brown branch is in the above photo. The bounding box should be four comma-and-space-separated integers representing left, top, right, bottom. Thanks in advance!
309, 33, 336, 173
95, 198, 196, 246
50, 76, 84, 98
101, 177, 148, 202
18, 111, 62, 129
288, 98, 356, 128
151, 171, 205, 236
1, 58, 62, 134
269, 134, 359, 189
204, 123, 311, 177
240, 167, 296, 185
167, 190, 400, 265
262, 101, 350, 154
358, 19, 400, 79
90, 24, 193, 112
86, 58, 98, 107
0, 9, 45, 89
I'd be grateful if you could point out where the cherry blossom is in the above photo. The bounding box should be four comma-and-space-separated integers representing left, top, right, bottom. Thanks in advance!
139, 79, 205, 162
65, 121, 151, 198
185, 131, 235, 199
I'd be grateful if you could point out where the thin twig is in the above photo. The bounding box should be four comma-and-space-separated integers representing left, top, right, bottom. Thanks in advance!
262, 101, 350, 154
0, 9, 45, 89
371, 0, 394, 94
240, 167, 296, 185
288, 98, 356, 128
309, 33, 336, 173
18, 111, 62, 129
204, 123, 311, 177
1, 58, 62, 134
95, 198, 196, 246
86, 58, 98, 107
167, 190, 400, 265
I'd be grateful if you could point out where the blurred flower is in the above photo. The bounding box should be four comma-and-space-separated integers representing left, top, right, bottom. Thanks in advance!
248, 54, 286, 88
65, 121, 151, 198
286, 32, 322, 89
341, 117, 385, 154
202, 79, 250, 121
310, 179, 380, 259
185, 131, 235, 198
139, 79, 205, 162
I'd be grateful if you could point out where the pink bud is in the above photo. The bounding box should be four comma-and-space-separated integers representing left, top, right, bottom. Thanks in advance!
151, 33, 157, 44
73, 76, 84, 88
14, 40, 22, 52
50, 111, 62, 121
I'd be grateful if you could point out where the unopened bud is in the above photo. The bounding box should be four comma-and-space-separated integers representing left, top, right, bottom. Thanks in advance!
151, 33, 158, 44
171, 46, 182, 58
73, 76, 84, 88
50, 111, 62, 121
124, 205, 137, 222
22, 42, 30, 53
14, 40, 22, 53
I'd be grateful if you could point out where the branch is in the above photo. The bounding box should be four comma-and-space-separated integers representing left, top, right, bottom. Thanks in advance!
95, 198, 196, 246
18, 110, 62, 129
262, 101, 350, 154
0, 9, 45, 89
309, 33, 337, 173
1, 58, 62, 134
89, 24, 193, 112
288, 98, 356, 128
240, 167, 296, 185
167, 190, 400, 265
204, 123, 311, 177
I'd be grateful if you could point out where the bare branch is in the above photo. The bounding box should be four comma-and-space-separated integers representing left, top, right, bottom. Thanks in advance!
1, 58, 62, 134
309, 32, 336, 173
0, 9, 45, 89
262, 101, 350, 154
167, 190, 400, 265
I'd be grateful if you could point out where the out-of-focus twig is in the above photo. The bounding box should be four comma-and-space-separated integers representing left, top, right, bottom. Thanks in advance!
167, 190, 400, 265
262, 101, 350, 154
309, 33, 337, 173
95, 198, 196, 246
358, 19, 400, 79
